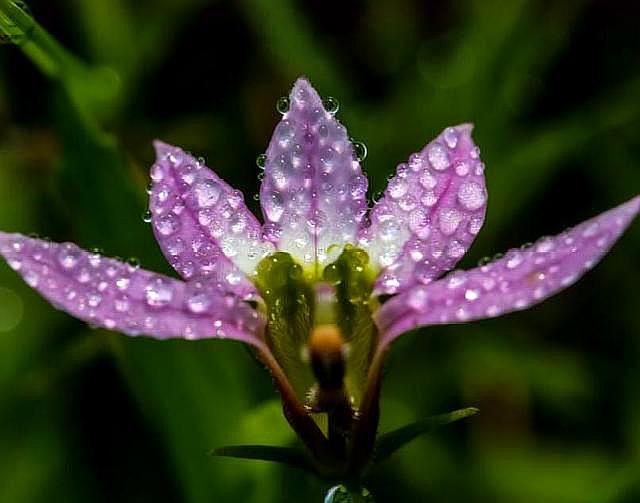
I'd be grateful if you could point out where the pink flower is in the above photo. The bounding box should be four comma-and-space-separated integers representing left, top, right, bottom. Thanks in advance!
1, 77, 638, 478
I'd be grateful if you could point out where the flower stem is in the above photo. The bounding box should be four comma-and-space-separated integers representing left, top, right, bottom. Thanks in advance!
0, 1, 82, 78
0, 0, 120, 122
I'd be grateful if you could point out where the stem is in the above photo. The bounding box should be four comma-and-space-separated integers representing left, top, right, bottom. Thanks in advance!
257, 347, 341, 473
349, 346, 387, 476
0, 0, 120, 124
0, 1, 84, 78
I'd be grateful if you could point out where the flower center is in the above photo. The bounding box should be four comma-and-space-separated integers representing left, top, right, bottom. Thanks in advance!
253, 246, 379, 416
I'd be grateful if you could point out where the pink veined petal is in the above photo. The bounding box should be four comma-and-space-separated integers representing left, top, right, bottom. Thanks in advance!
260, 77, 368, 271
150, 141, 274, 296
375, 195, 640, 347
362, 124, 487, 295
0, 233, 266, 347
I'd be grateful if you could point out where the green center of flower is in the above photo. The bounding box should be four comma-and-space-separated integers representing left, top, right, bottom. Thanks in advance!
254, 246, 379, 412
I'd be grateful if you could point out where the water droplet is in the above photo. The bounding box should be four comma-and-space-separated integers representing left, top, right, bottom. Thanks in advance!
536, 238, 555, 253
387, 177, 408, 199
155, 213, 180, 236
125, 258, 139, 271
276, 120, 295, 147
352, 140, 367, 161
114, 296, 130, 312
447, 240, 466, 259
427, 143, 450, 170
193, 179, 222, 207
87, 292, 102, 307
264, 191, 284, 222
438, 208, 462, 235
506, 251, 523, 269
276, 96, 289, 114
419, 170, 437, 189
256, 153, 267, 169
145, 182, 154, 194
421, 191, 438, 207
348, 174, 367, 199
443, 127, 458, 149
142, 210, 153, 223
145, 276, 174, 307
116, 276, 131, 290
58, 244, 82, 269
477, 256, 492, 266
455, 161, 470, 176
457, 181, 486, 211
379, 219, 401, 241
323, 96, 339, 114
464, 288, 480, 301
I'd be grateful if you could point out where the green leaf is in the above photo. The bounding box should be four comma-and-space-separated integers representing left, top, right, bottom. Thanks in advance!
373, 407, 479, 464
211, 444, 310, 471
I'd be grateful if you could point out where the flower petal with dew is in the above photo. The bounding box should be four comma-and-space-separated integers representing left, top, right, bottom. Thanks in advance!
261, 78, 368, 273
375, 196, 640, 344
0, 233, 265, 348
361, 124, 487, 295
151, 141, 274, 298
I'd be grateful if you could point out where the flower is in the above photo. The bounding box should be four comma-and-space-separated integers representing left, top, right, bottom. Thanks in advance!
1, 77, 638, 479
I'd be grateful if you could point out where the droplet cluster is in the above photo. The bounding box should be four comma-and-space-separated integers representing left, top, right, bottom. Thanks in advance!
377, 196, 640, 341
260, 78, 368, 268
0, 233, 263, 341
150, 141, 274, 297
361, 124, 488, 294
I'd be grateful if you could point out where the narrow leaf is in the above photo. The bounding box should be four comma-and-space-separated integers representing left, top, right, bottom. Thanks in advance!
211, 444, 310, 471
374, 407, 479, 464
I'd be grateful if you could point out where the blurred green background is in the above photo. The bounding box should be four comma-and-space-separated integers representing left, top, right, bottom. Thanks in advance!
0, 0, 639, 501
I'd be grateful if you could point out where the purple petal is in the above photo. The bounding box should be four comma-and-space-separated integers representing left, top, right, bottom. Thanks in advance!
260, 77, 368, 269
150, 141, 274, 295
361, 124, 487, 295
0, 233, 266, 346
376, 196, 640, 345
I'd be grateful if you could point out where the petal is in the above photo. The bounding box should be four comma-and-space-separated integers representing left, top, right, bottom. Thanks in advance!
362, 124, 487, 295
0, 233, 265, 347
376, 196, 640, 345
150, 141, 274, 294
260, 77, 368, 271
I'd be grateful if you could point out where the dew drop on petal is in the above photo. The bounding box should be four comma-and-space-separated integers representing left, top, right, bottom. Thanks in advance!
379, 220, 402, 241
419, 170, 437, 189
193, 179, 222, 207
276, 96, 289, 114
352, 141, 367, 161
155, 213, 180, 236
58, 244, 82, 269
536, 238, 555, 253
322, 96, 339, 114
506, 251, 524, 269
145, 277, 174, 307
166, 237, 185, 256
457, 181, 486, 210
427, 143, 450, 170
150, 164, 164, 182
464, 288, 480, 301
438, 208, 462, 235
387, 177, 408, 199
447, 240, 466, 259
264, 191, 285, 222
256, 153, 267, 169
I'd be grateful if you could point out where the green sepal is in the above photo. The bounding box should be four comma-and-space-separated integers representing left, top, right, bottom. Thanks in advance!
254, 252, 315, 400
210, 444, 311, 472
323, 246, 378, 406
373, 407, 479, 464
